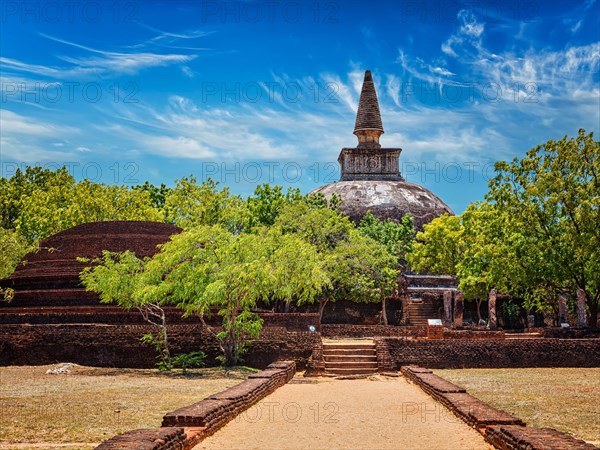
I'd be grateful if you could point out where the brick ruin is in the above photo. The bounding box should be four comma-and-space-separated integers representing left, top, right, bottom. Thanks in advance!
0, 71, 498, 351
0, 220, 322, 368
1, 220, 182, 307
1, 72, 599, 372
0, 218, 597, 371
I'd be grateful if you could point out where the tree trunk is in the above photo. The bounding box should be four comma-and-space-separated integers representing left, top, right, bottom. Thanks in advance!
476, 299, 483, 322
589, 296, 598, 328
318, 298, 328, 323
382, 298, 388, 326
161, 312, 171, 365
224, 328, 238, 367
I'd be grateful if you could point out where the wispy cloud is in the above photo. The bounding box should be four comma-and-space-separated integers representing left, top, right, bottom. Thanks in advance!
0, 110, 79, 161
388, 8, 599, 162
0, 109, 71, 136
136, 23, 214, 41
442, 9, 484, 57
1, 33, 197, 82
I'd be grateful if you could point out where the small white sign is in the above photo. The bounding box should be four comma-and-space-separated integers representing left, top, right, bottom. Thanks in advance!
427, 319, 443, 326
560, 323, 570, 328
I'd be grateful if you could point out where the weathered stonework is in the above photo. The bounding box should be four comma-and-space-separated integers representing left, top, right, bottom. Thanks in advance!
338, 147, 402, 181
310, 69, 453, 230
489, 288, 498, 329
311, 180, 452, 230
454, 291, 464, 326
443, 291, 453, 325
558, 294, 568, 324
0, 221, 181, 307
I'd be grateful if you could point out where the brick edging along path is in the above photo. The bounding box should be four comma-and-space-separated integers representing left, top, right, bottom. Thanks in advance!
401, 365, 598, 450
95, 362, 597, 449
95, 360, 296, 450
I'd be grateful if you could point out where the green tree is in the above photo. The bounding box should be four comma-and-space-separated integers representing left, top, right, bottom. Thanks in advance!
79, 251, 173, 369
246, 184, 302, 228
408, 130, 600, 327
358, 211, 414, 262
0, 166, 163, 282
163, 177, 248, 233
0, 228, 35, 301
323, 231, 399, 324
134, 181, 172, 209
0, 166, 74, 231
407, 214, 462, 276
488, 129, 600, 327
275, 201, 355, 253
14, 178, 162, 243
357, 212, 414, 323
407, 206, 503, 321
275, 202, 399, 323
136, 225, 328, 366
0, 228, 32, 280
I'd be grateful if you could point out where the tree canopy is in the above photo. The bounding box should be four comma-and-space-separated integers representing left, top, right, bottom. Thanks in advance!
275, 202, 399, 321
487, 129, 599, 326
408, 129, 600, 327
82, 225, 329, 366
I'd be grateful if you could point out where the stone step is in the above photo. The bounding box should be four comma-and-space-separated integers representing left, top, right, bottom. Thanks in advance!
325, 361, 378, 369
323, 342, 375, 350
505, 333, 542, 339
323, 349, 376, 356
322, 340, 379, 376
324, 354, 377, 362
325, 367, 378, 375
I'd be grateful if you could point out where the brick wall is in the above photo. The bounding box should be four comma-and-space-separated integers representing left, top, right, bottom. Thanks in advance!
321, 324, 504, 339
0, 323, 319, 369
322, 324, 425, 338
2, 320, 598, 370
320, 299, 402, 325
382, 338, 600, 368
0, 307, 319, 329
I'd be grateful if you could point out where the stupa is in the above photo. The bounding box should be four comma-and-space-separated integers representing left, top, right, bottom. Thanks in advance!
0, 221, 181, 307
311, 70, 452, 230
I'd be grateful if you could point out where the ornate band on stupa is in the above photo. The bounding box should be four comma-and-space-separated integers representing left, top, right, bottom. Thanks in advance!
340, 70, 403, 181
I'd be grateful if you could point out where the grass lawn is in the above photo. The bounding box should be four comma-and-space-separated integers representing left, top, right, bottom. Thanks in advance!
0, 364, 257, 450
435, 368, 600, 445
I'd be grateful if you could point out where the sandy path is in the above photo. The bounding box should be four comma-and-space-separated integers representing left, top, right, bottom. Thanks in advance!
195, 375, 493, 450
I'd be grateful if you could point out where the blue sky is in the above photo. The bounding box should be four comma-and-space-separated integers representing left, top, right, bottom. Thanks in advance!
1, 0, 599, 213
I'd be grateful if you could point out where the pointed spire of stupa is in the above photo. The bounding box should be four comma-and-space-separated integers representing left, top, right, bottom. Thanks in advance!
353, 70, 384, 147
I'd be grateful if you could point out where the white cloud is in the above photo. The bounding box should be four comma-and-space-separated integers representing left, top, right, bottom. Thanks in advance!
181, 66, 195, 78
430, 66, 454, 76
136, 23, 214, 44
1, 34, 197, 81
442, 9, 485, 57
0, 110, 82, 161
458, 9, 484, 37
1, 109, 66, 136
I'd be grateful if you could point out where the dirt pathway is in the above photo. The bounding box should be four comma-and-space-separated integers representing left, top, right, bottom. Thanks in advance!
195, 375, 493, 450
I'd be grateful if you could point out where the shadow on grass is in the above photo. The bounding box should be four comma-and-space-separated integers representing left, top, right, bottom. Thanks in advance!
72, 365, 259, 380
